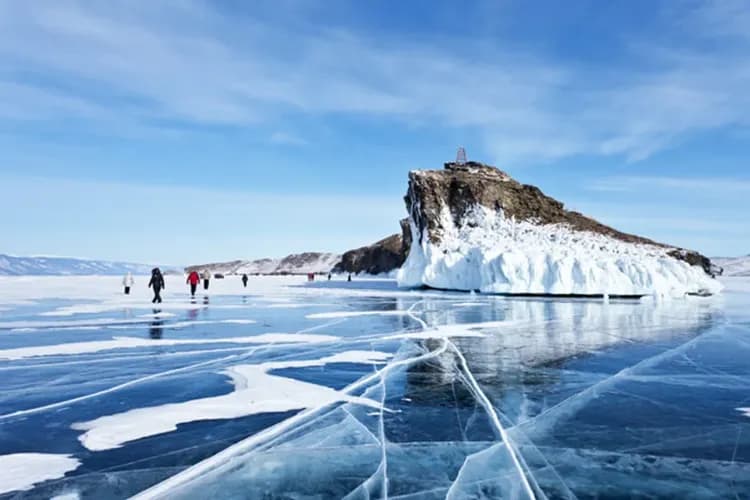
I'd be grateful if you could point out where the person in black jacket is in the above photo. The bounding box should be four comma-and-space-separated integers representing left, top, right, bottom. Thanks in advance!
148, 268, 165, 304
241, 273, 249, 288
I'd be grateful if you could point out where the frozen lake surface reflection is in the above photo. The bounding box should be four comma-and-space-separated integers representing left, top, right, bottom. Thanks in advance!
0, 275, 749, 499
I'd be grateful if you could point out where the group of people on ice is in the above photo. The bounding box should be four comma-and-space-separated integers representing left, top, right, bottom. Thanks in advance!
125, 269, 348, 303
123, 268, 252, 302
185, 269, 213, 297
122, 270, 165, 303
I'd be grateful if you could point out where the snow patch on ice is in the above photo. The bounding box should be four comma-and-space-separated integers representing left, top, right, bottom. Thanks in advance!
0, 453, 80, 494
51, 493, 80, 500
0, 333, 336, 360
261, 350, 392, 370
306, 310, 409, 319
105, 319, 256, 330
72, 350, 391, 451
398, 206, 721, 297
381, 320, 524, 340
0, 317, 149, 330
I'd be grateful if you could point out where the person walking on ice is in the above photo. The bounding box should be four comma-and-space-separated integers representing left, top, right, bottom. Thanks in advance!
148, 267, 165, 304
202, 270, 211, 291
241, 273, 248, 288
187, 270, 200, 297
122, 272, 134, 295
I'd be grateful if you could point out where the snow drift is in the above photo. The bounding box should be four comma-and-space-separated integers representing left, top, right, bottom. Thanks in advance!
397, 162, 721, 297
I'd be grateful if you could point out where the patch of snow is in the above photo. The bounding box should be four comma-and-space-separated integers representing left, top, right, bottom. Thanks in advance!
306, 310, 409, 319
0, 333, 337, 360
261, 350, 392, 370
380, 319, 523, 340
71, 350, 391, 451
0, 318, 150, 330
0, 453, 80, 494
51, 493, 81, 500
398, 206, 721, 297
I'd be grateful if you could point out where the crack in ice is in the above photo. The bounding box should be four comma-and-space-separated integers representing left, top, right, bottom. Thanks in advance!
446, 339, 537, 499
132, 339, 449, 499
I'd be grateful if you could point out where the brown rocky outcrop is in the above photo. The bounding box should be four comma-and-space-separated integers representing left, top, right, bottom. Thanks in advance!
333, 219, 412, 275
404, 161, 717, 276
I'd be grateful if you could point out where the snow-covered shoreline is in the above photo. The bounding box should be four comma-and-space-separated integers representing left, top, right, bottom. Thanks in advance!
398, 206, 722, 297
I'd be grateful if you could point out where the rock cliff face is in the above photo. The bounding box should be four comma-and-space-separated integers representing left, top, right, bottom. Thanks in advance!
333, 219, 411, 275
398, 161, 721, 296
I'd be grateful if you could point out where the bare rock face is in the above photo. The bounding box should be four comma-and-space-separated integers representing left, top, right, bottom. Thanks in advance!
405, 161, 717, 276
333, 219, 412, 275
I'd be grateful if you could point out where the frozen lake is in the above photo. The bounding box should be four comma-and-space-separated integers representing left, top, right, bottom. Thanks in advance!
0, 275, 749, 499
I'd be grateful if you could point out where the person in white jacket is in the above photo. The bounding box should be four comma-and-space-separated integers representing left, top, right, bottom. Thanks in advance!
202, 270, 211, 290
122, 272, 134, 295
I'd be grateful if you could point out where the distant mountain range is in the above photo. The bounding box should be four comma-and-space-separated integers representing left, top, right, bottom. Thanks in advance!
0, 254, 176, 276
4, 250, 747, 279
713, 255, 750, 277
185, 252, 342, 275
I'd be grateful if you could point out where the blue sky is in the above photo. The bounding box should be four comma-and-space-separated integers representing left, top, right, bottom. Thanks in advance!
0, 0, 749, 264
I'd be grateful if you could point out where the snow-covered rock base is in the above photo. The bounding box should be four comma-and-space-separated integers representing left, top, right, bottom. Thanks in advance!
398, 206, 721, 297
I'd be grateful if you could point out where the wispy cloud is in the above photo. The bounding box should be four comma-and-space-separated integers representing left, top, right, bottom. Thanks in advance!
269, 132, 308, 146
564, 198, 749, 256
0, 1, 749, 164
587, 176, 750, 194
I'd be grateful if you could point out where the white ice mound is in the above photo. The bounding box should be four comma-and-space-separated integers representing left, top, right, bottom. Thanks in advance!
398, 206, 721, 297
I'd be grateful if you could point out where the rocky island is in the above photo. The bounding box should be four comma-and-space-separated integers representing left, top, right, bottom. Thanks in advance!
396, 160, 721, 297
186, 157, 721, 297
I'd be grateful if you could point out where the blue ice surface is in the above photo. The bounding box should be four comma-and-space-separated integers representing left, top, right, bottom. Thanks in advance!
0, 278, 749, 498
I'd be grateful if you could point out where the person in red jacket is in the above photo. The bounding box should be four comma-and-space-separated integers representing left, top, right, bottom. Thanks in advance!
186, 270, 200, 298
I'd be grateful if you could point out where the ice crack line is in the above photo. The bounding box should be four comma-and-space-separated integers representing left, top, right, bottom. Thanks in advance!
406, 300, 428, 330
0, 320, 351, 421
133, 338, 449, 499
377, 364, 389, 499
446, 339, 537, 499
514, 327, 723, 437
408, 297, 537, 497
0, 348, 258, 422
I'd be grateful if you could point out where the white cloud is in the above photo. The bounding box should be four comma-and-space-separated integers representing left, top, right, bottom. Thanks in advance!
0, 0, 749, 164
564, 198, 750, 257
587, 176, 750, 194
269, 132, 308, 146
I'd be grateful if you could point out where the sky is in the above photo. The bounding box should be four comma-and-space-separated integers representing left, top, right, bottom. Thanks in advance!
0, 0, 749, 265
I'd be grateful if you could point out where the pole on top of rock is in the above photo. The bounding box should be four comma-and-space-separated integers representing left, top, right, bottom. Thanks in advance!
456, 147, 467, 165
